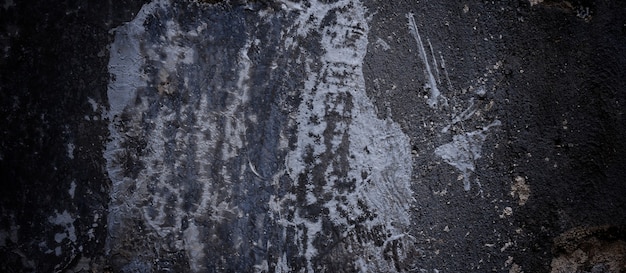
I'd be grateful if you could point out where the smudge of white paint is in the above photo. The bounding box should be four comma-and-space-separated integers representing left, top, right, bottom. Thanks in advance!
500, 241, 514, 252
499, 206, 513, 218
407, 13, 447, 108
375, 37, 391, 51
475, 85, 487, 97
442, 98, 478, 133
87, 97, 98, 112
183, 221, 205, 272
68, 180, 76, 198
435, 120, 501, 191
54, 233, 67, 243
66, 142, 75, 159
106, 1, 156, 120
48, 210, 77, 243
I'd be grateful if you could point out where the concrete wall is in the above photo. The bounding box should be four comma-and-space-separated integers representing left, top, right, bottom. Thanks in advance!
1, 0, 625, 272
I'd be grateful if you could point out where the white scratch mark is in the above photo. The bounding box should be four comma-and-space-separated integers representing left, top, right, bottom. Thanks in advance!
407, 13, 447, 108
428, 39, 441, 85
440, 52, 453, 91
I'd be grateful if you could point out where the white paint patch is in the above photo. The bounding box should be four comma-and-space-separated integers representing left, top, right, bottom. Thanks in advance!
475, 85, 487, 97
280, 0, 415, 271
106, 0, 415, 271
106, 1, 154, 120
105, 1, 251, 270
48, 210, 77, 243
407, 13, 447, 108
104, 1, 161, 258
435, 120, 501, 190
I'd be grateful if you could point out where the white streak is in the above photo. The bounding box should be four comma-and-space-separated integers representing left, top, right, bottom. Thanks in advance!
407, 13, 446, 108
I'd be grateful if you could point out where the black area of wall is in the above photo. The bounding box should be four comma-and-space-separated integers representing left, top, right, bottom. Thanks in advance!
0, 1, 147, 271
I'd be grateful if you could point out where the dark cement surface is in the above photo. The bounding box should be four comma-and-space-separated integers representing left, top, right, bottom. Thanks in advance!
1, 0, 625, 272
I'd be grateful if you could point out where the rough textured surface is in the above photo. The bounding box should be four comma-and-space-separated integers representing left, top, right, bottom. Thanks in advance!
1, 0, 625, 272
551, 226, 626, 273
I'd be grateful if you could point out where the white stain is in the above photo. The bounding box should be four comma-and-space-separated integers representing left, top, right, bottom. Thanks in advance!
435, 120, 501, 190
48, 210, 77, 245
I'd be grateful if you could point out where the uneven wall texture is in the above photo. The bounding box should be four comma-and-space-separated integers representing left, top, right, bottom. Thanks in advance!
1, 0, 625, 272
